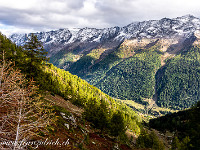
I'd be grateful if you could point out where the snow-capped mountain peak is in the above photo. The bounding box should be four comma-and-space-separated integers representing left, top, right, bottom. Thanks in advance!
9, 15, 200, 57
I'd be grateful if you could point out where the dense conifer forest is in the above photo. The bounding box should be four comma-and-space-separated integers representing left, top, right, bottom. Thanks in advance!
149, 101, 200, 149
54, 39, 200, 110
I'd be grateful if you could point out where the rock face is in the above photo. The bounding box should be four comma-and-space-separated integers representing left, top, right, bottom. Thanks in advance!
10, 15, 200, 58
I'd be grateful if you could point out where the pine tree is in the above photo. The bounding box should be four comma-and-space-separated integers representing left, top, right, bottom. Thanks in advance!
110, 111, 125, 136
23, 33, 48, 78
179, 136, 191, 150
171, 136, 180, 150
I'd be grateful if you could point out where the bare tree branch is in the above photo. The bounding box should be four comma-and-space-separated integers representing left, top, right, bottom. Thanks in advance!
0, 51, 55, 150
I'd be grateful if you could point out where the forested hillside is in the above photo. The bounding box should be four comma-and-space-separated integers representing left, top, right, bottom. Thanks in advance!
40, 63, 142, 135
65, 40, 161, 103
54, 37, 200, 110
0, 32, 144, 149
149, 101, 200, 149
156, 45, 200, 109
95, 45, 161, 103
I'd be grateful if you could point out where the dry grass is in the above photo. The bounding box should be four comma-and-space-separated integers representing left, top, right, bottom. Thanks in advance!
122, 99, 176, 118
45, 92, 84, 116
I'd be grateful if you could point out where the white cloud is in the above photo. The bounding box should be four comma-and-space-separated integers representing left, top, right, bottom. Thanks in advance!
0, 24, 36, 36
0, 0, 37, 9
0, 0, 200, 36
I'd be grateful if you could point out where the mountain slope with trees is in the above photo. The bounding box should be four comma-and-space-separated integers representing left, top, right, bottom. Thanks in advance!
149, 101, 200, 149
156, 45, 200, 109
94, 45, 161, 103
64, 36, 200, 110
9, 15, 200, 110
0, 32, 145, 149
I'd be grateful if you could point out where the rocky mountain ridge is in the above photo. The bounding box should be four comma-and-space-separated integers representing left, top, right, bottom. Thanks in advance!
10, 15, 200, 57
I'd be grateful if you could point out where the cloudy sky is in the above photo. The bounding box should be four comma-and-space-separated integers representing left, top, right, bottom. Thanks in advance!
0, 0, 200, 36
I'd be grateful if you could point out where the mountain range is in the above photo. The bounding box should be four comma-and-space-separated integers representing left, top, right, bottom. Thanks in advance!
10, 14, 200, 110
10, 14, 200, 57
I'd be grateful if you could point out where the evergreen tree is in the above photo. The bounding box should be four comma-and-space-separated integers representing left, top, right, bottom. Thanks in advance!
149, 131, 165, 150
171, 136, 180, 150
23, 33, 48, 77
136, 130, 164, 150
110, 111, 125, 136
179, 136, 191, 150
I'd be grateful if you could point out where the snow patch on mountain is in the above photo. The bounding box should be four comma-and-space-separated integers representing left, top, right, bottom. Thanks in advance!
9, 15, 200, 57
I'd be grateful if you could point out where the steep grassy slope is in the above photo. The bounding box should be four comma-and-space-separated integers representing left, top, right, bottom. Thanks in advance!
42, 93, 135, 150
